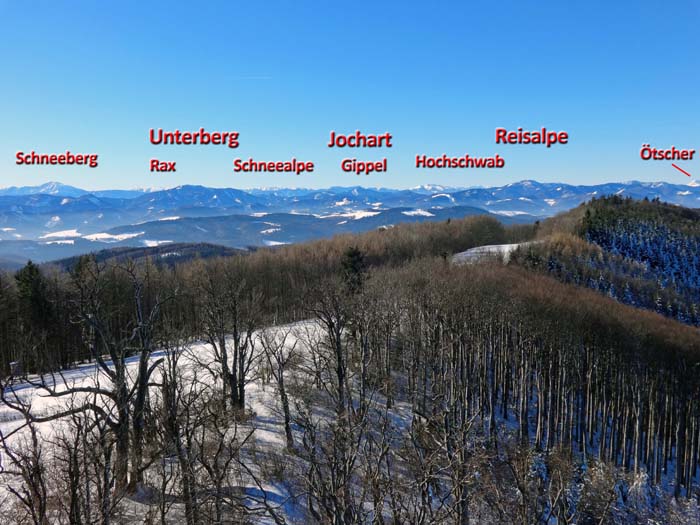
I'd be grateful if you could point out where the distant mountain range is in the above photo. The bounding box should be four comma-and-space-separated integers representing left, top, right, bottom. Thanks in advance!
0, 180, 696, 268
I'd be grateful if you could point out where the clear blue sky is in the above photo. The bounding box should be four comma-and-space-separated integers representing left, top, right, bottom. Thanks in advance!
1, 1, 698, 189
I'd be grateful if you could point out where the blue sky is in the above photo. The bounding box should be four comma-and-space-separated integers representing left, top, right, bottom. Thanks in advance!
1, 1, 698, 189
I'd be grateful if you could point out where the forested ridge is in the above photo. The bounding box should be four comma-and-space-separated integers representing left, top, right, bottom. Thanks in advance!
514, 195, 700, 326
0, 202, 699, 523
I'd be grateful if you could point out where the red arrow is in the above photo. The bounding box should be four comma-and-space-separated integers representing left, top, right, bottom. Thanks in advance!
672, 163, 692, 177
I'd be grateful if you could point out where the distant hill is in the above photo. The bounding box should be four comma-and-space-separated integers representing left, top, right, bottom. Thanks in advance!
45, 243, 246, 271
0, 205, 511, 264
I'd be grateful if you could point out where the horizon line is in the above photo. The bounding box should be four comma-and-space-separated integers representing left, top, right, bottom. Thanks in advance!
0, 179, 697, 194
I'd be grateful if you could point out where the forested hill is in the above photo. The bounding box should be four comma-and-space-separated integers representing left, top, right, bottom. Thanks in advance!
513, 195, 700, 326
583, 195, 700, 235
46, 242, 245, 271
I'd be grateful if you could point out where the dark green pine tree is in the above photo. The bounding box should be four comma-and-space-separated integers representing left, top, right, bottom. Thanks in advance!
16, 261, 51, 324
341, 246, 367, 295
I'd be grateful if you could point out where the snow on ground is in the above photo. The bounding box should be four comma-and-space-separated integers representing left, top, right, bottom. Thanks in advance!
452, 242, 535, 265
317, 210, 381, 220
2, 308, 686, 522
401, 209, 434, 217
431, 193, 455, 202
84, 232, 145, 242
39, 229, 81, 239
142, 240, 173, 247
0, 321, 321, 524
491, 210, 532, 217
